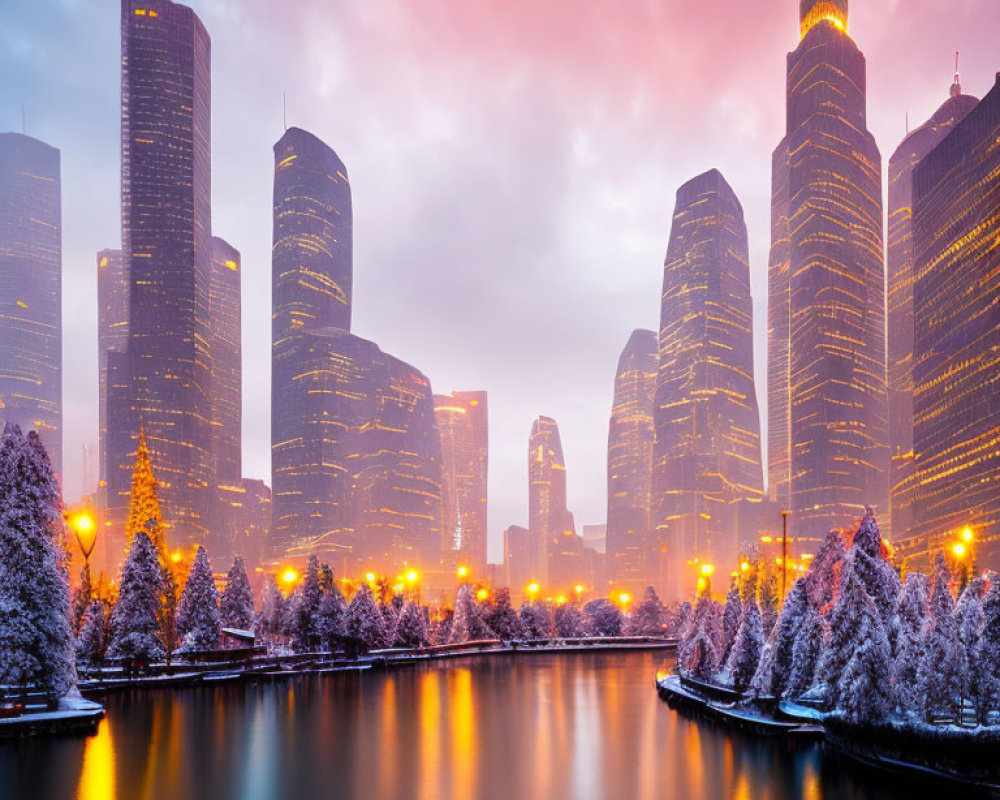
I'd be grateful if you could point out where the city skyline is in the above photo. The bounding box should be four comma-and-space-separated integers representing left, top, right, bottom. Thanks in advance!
4, 1, 1000, 562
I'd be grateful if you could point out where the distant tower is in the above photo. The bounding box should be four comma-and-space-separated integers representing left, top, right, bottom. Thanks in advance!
652, 170, 763, 598
911, 75, 1000, 571
887, 69, 977, 553
528, 416, 574, 587
768, 0, 887, 547
98, 249, 128, 507
0, 133, 62, 476
210, 236, 242, 486
606, 329, 657, 592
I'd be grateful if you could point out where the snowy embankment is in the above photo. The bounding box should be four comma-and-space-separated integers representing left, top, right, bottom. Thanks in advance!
0, 691, 104, 739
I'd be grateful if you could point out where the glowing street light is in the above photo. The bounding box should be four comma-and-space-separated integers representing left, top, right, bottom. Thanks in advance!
556, 595, 567, 605
952, 542, 967, 559
476, 588, 489, 602
961, 527, 974, 543
700, 563, 715, 577
574, 584, 585, 595
365, 571, 376, 584
281, 567, 299, 586
740, 561, 750, 573
406, 569, 419, 584
527, 582, 540, 598
170, 550, 183, 564
457, 565, 469, 579
69, 511, 98, 563
617, 592, 631, 607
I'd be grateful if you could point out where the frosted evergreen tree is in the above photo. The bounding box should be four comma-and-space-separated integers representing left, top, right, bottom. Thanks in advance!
973, 578, 1000, 725
728, 593, 764, 693
72, 563, 92, 636
160, 562, 179, 664
287, 556, 323, 652
0, 426, 76, 697
175, 546, 221, 652
759, 575, 778, 639
624, 586, 666, 637
220, 556, 255, 631
519, 602, 552, 639
672, 601, 693, 638
720, 582, 743, 665
317, 584, 347, 652
953, 577, 985, 717
394, 602, 429, 648
837, 579, 893, 725
680, 590, 721, 681
849, 510, 901, 625
916, 552, 961, 723
255, 575, 286, 638
787, 604, 824, 699
449, 585, 482, 644
75, 600, 109, 666
433, 614, 453, 645
343, 583, 385, 655
108, 530, 164, 664
806, 530, 845, 610
889, 572, 929, 714
554, 602, 586, 638
752, 577, 808, 698
485, 588, 523, 641
584, 599, 623, 637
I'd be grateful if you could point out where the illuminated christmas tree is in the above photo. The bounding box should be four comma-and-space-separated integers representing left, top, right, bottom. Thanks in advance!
126, 427, 165, 556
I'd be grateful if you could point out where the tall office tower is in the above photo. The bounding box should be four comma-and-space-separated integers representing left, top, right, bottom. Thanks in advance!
272, 329, 442, 571
528, 416, 577, 588
767, 0, 887, 548
210, 237, 241, 485
606, 329, 657, 591
98, 249, 128, 507
503, 524, 531, 597
887, 71, 977, 549
652, 170, 764, 598
0, 133, 62, 477
434, 391, 488, 575
911, 74, 1000, 571
111, 0, 215, 549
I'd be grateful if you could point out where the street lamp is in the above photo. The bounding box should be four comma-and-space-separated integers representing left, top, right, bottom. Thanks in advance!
69, 511, 98, 566
457, 565, 469, 580
780, 510, 790, 599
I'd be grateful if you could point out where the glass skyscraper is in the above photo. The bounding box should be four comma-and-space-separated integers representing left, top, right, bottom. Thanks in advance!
210, 236, 242, 487
0, 133, 62, 475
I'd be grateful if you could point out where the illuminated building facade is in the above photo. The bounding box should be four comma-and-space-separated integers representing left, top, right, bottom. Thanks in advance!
210, 236, 242, 485
887, 73, 977, 548
528, 416, 579, 588
217, 478, 271, 569
606, 329, 657, 591
503, 524, 531, 596
910, 74, 1000, 571
98, 248, 128, 511
110, 0, 216, 548
652, 169, 763, 598
434, 391, 488, 574
767, 0, 887, 547
0, 133, 62, 476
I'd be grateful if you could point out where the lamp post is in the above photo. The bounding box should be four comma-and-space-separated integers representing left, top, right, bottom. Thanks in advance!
780, 510, 790, 600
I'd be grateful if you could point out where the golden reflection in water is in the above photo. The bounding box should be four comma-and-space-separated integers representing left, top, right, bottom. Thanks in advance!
733, 772, 751, 800
802, 759, 822, 800
723, 736, 734, 793
418, 670, 441, 800
533, 668, 553, 798
637, 672, 657, 800
378, 676, 398, 797
683, 716, 704, 798
76, 718, 116, 800
448, 668, 476, 800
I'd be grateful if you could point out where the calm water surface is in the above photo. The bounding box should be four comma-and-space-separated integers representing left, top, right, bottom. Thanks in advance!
2, 651, 917, 800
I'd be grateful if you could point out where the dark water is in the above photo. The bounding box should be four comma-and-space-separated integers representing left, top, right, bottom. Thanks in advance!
1, 651, 920, 800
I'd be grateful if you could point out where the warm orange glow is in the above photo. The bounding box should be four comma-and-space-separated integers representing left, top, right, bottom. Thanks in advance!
574, 584, 584, 594
393, 583, 404, 593
700, 563, 715, 577
281, 567, 299, 585
527, 582, 539, 596
476, 588, 489, 602
696, 577, 707, 593
556, 595, 567, 605
456, 565, 469, 579
618, 592, 631, 606
952, 543, 967, 558
761, 536, 773, 543
740, 561, 750, 572
406, 569, 419, 583
365, 571, 376, 583
170, 551, 182, 564
70, 512, 98, 558
961, 527, 974, 543
655, 669, 669, 683
801, 2, 846, 38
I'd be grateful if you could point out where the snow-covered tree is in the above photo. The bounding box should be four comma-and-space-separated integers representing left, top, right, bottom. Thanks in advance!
220, 556, 255, 630
175, 546, 221, 652
287, 556, 323, 652
837, 577, 893, 725
625, 586, 667, 637
554, 602, 587, 638
107, 529, 164, 664
72, 563, 92, 636
805, 530, 845, 610
394, 602, 429, 648
343, 583, 385, 655
0, 426, 76, 697
584, 599, 623, 637
752, 577, 807, 698
255, 575, 286, 638
672, 601, 693, 639
889, 572, 929, 714
159, 562, 179, 664
850, 511, 900, 625
953, 577, 985, 715
916, 552, 962, 723
728, 593, 764, 693
485, 588, 523, 641
519, 602, 552, 640
317, 584, 347, 651
973, 578, 1000, 725
786, 604, 824, 699
720, 583, 743, 665
449, 584, 491, 643
680, 591, 721, 681
75, 600, 109, 666
433, 613, 453, 645
759, 574, 778, 639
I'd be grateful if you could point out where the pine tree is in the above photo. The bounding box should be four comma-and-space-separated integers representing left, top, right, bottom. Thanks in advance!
555, 602, 586, 638
518, 602, 553, 639
916, 552, 962, 723
759, 574, 778, 639
625, 586, 667, 637
720, 582, 743, 665
75, 600, 109, 666
449, 584, 492, 643
584, 599, 623, 637
317, 584, 347, 652
889, 572, 929, 715
752, 577, 808, 698
160, 563, 179, 664
806, 530, 845, 610
672, 601, 693, 638
0, 425, 76, 698
837, 582, 893, 725
953, 577, 985, 720
849, 511, 901, 625
484, 588, 523, 641
680, 591, 720, 681
394, 602, 429, 648
728, 594, 764, 693
343, 583, 385, 656
255, 575, 286, 639
287, 556, 323, 653
220, 556, 255, 631
108, 530, 164, 664
125, 428, 165, 556
175, 546, 221, 652
973, 578, 1000, 725
72, 563, 92, 636
787, 605, 824, 700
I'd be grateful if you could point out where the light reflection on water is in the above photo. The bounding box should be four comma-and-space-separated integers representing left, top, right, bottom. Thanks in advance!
1, 652, 914, 800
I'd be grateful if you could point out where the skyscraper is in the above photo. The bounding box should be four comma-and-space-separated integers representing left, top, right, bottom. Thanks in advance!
606, 329, 657, 591
0, 133, 61, 476
528, 416, 577, 588
97, 248, 128, 509
910, 74, 1000, 570
210, 236, 242, 485
652, 169, 763, 597
111, 0, 215, 548
434, 391, 488, 575
887, 71, 977, 548
767, 0, 887, 547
